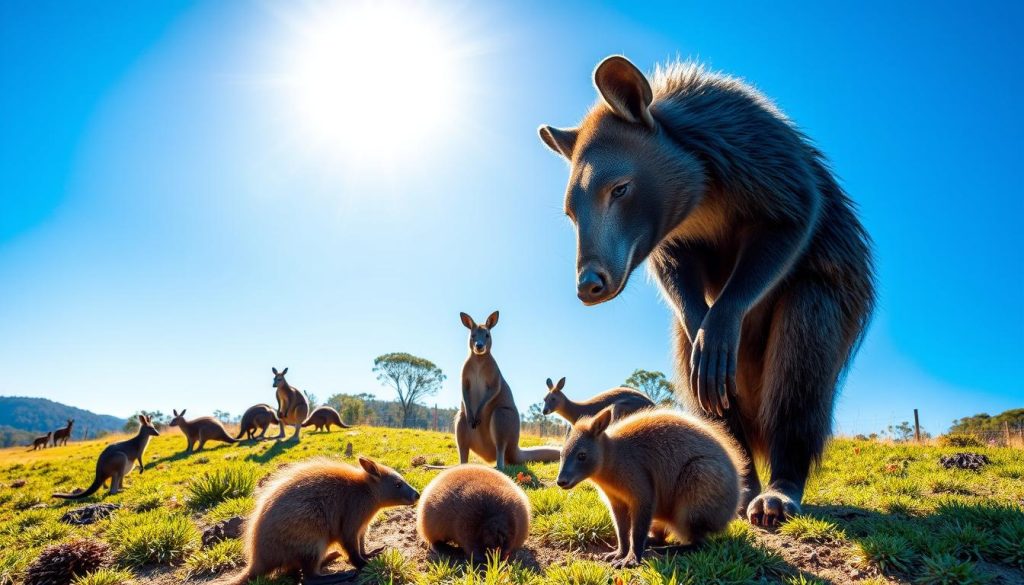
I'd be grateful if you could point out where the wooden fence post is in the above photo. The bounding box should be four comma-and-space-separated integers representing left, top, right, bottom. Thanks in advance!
1005, 421, 1011, 446
913, 409, 921, 442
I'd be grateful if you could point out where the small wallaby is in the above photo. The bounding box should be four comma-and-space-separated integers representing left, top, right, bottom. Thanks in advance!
417, 465, 530, 561
52, 419, 74, 446
169, 409, 238, 453
302, 406, 350, 432
236, 404, 280, 440
31, 432, 52, 450
271, 367, 310, 441
455, 311, 560, 469
210, 457, 419, 584
53, 415, 160, 499
556, 408, 744, 567
542, 377, 654, 424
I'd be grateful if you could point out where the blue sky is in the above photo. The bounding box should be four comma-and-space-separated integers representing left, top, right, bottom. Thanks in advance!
1, 0, 1021, 435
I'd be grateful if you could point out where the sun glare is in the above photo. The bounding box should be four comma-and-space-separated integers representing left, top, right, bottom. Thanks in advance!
278, 1, 468, 169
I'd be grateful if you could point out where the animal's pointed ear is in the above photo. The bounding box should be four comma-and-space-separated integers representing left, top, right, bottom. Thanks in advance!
282, 367, 288, 375
358, 456, 381, 478
272, 367, 278, 375
556, 377, 566, 392
546, 378, 554, 391
587, 408, 613, 436
181, 409, 186, 417
485, 311, 499, 329
538, 125, 579, 159
460, 312, 476, 329
138, 414, 146, 423
593, 55, 654, 128
172, 409, 178, 417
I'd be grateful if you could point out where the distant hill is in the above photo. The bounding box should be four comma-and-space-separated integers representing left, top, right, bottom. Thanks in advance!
0, 396, 126, 447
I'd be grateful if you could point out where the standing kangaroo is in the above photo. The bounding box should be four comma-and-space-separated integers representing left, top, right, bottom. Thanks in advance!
52, 419, 74, 446
539, 56, 874, 526
542, 377, 654, 424
302, 406, 350, 432
169, 409, 238, 453
271, 367, 309, 441
236, 404, 280, 440
53, 415, 160, 499
32, 432, 52, 450
455, 311, 560, 469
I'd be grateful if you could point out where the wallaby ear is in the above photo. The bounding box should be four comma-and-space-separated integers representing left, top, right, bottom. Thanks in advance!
556, 377, 566, 392
138, 414, 145, 423
485, 311, 499, 329
459, 312, 475, 329
181, 409, 187, 417
172, 409, 178, 417
282, 367, 288, 375
546, 378, 554, 391
358, 456, 381, 478
593, 55, 654, 128
538, 125, 579, 159
272, 367, 278, 375
588, 408, 613, 436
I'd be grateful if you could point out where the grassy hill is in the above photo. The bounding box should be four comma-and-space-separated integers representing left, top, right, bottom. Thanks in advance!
0, 396, 126, 446
0, 427, 1021, 585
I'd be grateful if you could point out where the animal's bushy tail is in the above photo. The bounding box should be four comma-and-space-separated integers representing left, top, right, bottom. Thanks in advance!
514, 446, 561, 463
52, 471, 105, 499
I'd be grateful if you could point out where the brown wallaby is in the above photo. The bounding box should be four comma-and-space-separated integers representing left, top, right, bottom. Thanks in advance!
31, 432, 52, 450
417, 465, 530, 561
236, 404, 280, 440
53, 415, 160, 499
539, 56, 875, 526
557, 408, 743, 567
169, 409, 238, 453
52, 419, 74, 446
542, 377, 654, 424
271, 367, 310, 441
302, 406, 350, 432
210, 457, 419, 584
455, 311, 560, 469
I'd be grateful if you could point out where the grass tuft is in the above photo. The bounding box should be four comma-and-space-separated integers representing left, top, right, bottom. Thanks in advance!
71, 568, 138, 585
357, 549, 416, 585
854, 534, 915, 574
186, 464, 259, 509
181, 538, 243, 578
915, 553, 991, 585
106, 509, 200, 567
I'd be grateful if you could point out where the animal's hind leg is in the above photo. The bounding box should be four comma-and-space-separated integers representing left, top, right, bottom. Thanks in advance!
748, 282, 847, 527
455, 413, 471, 464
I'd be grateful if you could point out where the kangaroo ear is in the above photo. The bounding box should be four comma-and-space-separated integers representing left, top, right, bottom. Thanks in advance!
538, 125, 578, 159
181, 409, 187, 417
172, 409, 178, 417
594, 55, 654, 128
138, 414, 146, 423
546, 378, 554, 391
358, 456, 381, 478
282, 367, 288, 375
459, 312, 475, 329
556, 377, 566, 392
588, 408, 613, 436
485, 311, 499, 329
272, 367, 278, 375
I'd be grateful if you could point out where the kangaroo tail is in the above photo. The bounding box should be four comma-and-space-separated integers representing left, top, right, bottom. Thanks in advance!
330, 412, 350, 428
52, 472, 105, 499
513, 446, 561, 463
221, 430, 239, 444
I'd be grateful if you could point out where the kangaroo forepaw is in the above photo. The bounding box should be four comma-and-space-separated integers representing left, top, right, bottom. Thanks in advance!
746, 490, 800, 528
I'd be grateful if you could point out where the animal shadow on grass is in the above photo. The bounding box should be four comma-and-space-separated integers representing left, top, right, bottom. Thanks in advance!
243, 438, 301, 464
147, 442, 236, 467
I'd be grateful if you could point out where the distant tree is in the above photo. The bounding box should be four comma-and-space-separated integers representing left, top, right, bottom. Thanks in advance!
373, 353, 446, 427
624, 369, 676, 405
303, 390, 319, 409
885, 421, 915, 442
212, 410, 231, 423
123, 410, 170, 433
523, 402, 566, 437
327, 393, 374, 425
951, 409, 1024, 433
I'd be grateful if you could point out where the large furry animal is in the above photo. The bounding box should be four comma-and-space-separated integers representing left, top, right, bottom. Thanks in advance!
542, 376, 653, 424
271, 367, 310, 441
169, 409, 238, 453
539, 55, 874, 526
417, 465, 530, 560
210, 457, 419, 584
31, 432, 52, 450
235, 404, 280, 440
53, 415, 160, 499
455, 311, 560, 469
302, 406, 350, 432
52, 419, 74, 446
557, 408, 743, 567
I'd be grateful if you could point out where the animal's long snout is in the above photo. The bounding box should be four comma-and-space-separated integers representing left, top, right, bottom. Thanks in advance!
577, 264, 610, 304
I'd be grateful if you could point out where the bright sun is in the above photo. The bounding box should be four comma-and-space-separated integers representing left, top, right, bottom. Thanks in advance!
278, 1, 468, 168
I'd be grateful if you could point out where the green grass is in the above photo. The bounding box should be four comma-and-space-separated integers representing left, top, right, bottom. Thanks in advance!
0, 429, 1021, 584
72, 568, 139, 585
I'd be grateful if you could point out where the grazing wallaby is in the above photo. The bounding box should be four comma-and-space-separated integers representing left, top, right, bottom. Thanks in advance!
539, 56, 875, 525
455, 311, 560, 469
271, 367, 310, 441
302, 406, 350, 432
542, 377, 654, 424
417, 465, 530, 561
169, 409, 237, 453
31, 432, 52, 450
52, 419, 74, 446
557, 408, 743, 567
210, 457, 419, 584
236, 404, 280, 440
53, 415, 160, 499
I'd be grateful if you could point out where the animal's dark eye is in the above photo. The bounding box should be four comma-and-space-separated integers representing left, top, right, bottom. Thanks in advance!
394, 481, 402, 489
611, 183, 629, 199
576, 452, 587, 462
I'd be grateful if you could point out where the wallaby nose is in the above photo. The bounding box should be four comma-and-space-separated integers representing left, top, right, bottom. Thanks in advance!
577, 266, 609, 304
556, 478, 569, 488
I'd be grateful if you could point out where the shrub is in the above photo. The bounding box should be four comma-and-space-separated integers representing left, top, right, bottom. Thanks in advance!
937, 434, 984, 448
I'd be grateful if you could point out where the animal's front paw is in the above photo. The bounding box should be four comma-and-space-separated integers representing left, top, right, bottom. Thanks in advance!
610, 553, 641, 568
689, 309, 740, 417
746, 490, 800, 528
599, 550, 624, 562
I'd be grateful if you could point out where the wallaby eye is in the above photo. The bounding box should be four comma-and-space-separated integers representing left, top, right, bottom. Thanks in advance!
576, 452, 587, 462
611, 182, 629, 199
394, 481, 402, 489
